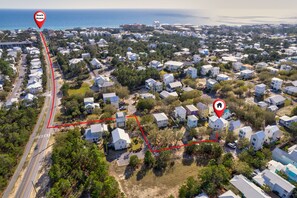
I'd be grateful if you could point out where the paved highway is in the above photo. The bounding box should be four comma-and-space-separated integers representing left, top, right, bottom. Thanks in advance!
3, 33, 58, 198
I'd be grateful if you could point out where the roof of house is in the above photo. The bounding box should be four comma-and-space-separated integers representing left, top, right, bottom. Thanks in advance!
218, 190, 240, 198
112, 128, 131, 144
116, 112, 125, 118
240, 126, 252, 133
186, 104, 198, 112
153, 113, 169, 121
271, 77, 283, 82
188, 115, 198, 121
175, 106, 186, 113
90, 124, 108, 133
230, 175, 270, 198
84, 97, 94, 104
164, 61, 184, 67
285, 86, 297, 93
253, 169, 295, 193
265, 95, 286, 104
202, 64, 213, 69
169, 81, 182, 88
256, 83, 266, 88
252, 131, 265, 139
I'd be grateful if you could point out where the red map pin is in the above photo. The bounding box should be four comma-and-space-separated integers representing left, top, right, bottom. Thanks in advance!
213, 99, 226, 118
34, 10, 46, 29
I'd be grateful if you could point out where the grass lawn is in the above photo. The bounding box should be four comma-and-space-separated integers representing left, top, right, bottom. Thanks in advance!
110, 161, 201, 198
68, 82, 91, 96
131, 137, 143, 151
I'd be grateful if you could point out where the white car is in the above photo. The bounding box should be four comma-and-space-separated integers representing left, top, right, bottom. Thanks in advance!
227, 142, 236, 149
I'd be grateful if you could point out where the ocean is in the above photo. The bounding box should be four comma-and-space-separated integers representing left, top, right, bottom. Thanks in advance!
0, 9, 206, 30
0, 9, 296, 30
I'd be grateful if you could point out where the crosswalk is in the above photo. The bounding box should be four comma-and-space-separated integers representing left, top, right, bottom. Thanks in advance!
35, 133, 53, 139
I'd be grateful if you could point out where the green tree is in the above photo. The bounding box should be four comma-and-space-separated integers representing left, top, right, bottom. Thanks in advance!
136, 98, 156, 111
129, 155, 140, 168
199, 164, 230, 196
178, 177, 202, 198
144, 150, 155, 168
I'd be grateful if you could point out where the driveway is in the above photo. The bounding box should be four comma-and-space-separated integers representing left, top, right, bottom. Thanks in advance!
117, 147, 146, 166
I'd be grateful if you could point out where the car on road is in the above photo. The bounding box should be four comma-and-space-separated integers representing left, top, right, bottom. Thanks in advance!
119, 106, 127, 110
34, 144, 39, 150
227, 142, 236, 149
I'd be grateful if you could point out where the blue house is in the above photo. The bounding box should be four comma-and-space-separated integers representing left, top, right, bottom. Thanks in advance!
103, 93, 119, 108
229, 120, 241, 131
272, 148, 297, 168
187, 115, 198, 128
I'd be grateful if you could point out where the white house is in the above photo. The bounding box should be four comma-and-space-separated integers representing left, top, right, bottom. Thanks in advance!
240, 69, 254, 79
153, 113, 169, 128
187, 115, 198, 128
69, 58, 83, 65
208, 115, 229, 130
95, 75, 114, 89
250, 131, 265, 151
186, 67, 197, 79
280, 65, 292, 72
253, 169, 295, 198
90, 58, 103, 68
140, 93, 156, 99
167, 81, 182, 92
206, 79, 218, 90
24, 93, 36, 103
84, 124, 108, 142
216, 74, 229, 82
149, 60, 163, 70
116, 112, 126, 128
164, 61, 184, 71
229, 120, 241, 131
201, 64, 213, 76
211, 67, 220, 77
218, 190, 240, 198
193, 54, 201, 63
159, 90, 178, 99
255, 62, 268, 70
265, 95, 285, 107
233, 62, 243, 71
103, 93, 119, 108
239, 126, 253, 140
264, 125, 281, 143
255, 84, 266, 96
163, 73, 174, 85
84, 97, 100, 114
284, 86, 297, 96
230, 175, 270, 198
126, 52, 139, 61
174, 106, 187, 121
82, 53, 91, 59
112, 128, 131, 150
279, 115, 297, 129
271, 77, 283, 91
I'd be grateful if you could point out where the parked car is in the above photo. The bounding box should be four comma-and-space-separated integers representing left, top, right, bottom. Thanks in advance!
227, 142, 236, 149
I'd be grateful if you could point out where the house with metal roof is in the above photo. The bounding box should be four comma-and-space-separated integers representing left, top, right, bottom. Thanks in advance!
230, 174, 270, 198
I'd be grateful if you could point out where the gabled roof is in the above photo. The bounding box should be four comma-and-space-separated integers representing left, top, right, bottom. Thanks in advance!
112, 128, 131, 144
153, 113, 168, 121
230, 175, 270, 198
253, 169, 295, 193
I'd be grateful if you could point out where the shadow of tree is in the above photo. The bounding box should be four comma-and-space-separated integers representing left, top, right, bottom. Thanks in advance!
182, 152, 194, 166
136, 164, 148, 181
124, 165, 135, 179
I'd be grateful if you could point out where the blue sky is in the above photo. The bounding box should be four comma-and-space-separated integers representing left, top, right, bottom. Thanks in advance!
1, 0, 296, 10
